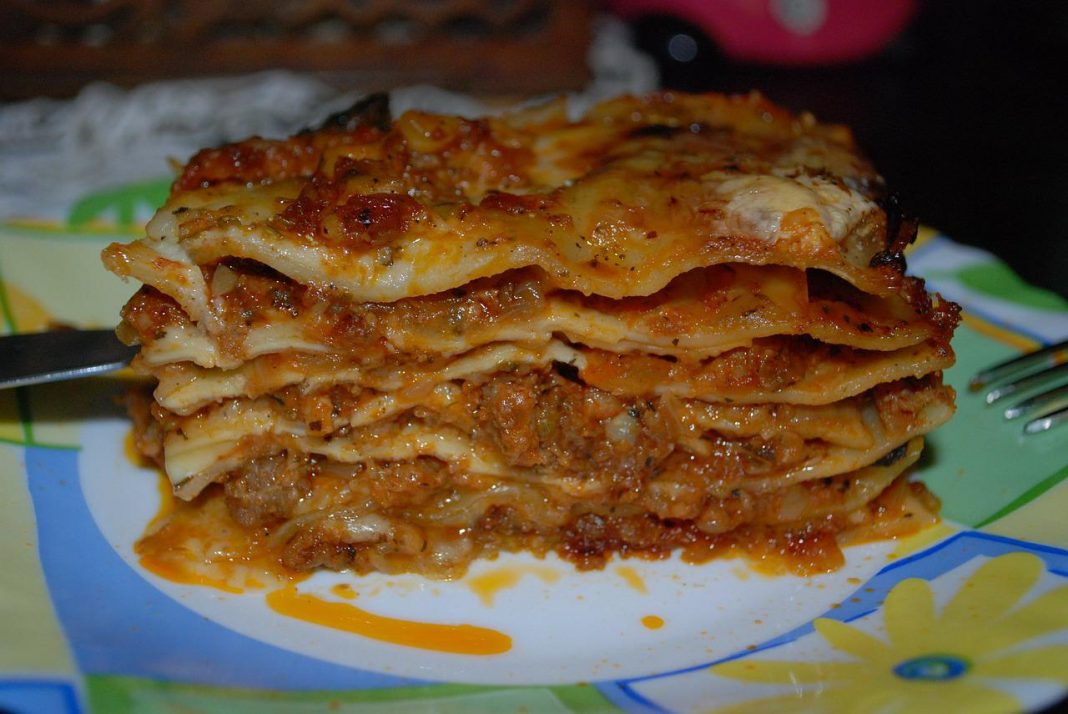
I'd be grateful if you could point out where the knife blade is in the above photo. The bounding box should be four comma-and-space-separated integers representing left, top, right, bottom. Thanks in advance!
0, 329, 138, 390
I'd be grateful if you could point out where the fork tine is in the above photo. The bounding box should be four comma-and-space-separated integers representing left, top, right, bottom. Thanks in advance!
1004, 382, 1068, 420
969, 337, 1068, 392
984, 361, 1068, 404
1024, 406, 1068, 435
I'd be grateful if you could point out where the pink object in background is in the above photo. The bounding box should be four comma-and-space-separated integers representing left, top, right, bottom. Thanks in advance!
608, 0, 917, 65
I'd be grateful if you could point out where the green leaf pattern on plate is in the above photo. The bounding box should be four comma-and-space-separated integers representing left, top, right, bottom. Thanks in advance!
936, 262, 1068, 311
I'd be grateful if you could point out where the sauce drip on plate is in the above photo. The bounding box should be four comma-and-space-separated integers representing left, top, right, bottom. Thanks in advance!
267, 585, 512, 655
467, 564, 560, 606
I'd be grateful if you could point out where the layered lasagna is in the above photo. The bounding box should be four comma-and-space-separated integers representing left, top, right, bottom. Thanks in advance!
103, 92, 958, 579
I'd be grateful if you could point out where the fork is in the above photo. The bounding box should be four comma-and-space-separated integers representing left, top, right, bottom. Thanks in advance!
970, 337, 1068, 434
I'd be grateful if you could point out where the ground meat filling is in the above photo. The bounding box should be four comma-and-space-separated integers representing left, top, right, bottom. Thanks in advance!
199, 375, 933, 575
472, 369, 677, 493
133, 363, 947, 578
223, 452, 316, 528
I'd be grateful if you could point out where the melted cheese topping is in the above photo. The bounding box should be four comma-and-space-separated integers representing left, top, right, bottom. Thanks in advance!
103, 93, 909, 308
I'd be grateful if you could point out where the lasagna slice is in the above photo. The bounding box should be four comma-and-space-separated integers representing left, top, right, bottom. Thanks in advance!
104, 92, 959, 578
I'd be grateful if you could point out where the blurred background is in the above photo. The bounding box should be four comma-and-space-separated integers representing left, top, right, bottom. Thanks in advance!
0, 0, 1065, 299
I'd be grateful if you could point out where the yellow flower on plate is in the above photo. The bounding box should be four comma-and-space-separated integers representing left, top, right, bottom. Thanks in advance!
710, 552, 1068, 714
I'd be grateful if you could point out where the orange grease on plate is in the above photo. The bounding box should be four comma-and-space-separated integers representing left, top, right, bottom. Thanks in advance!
641, 615, 664, 630
136, 471, 302, 594
139, 553, 246, 594
131, 457, 506, 655
615, 566, 648, 594
124, 429, 158, 470
467, 564, 560, 606
134, 456, 245, 591
331, 583, 357, 600
267, 585, 511, 655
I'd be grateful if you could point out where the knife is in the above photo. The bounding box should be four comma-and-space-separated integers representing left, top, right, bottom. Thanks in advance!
0, 329, 138, 390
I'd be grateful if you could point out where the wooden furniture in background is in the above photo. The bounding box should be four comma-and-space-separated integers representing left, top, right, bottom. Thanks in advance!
0, 0, 592, 99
